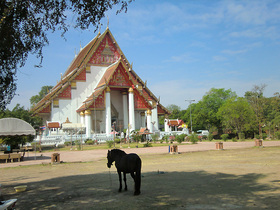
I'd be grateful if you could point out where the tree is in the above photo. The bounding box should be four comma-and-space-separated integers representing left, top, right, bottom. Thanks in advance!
30, 85, 53, 106
0, 0, 133, 110
186, 88, 237, 133
264, 92, 280, 138
166, 104, 182, 119
245, 84, 267, 138
217, 97, 255, 139
0, 104, 42, 147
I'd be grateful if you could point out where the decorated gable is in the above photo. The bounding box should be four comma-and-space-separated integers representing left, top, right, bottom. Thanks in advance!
157, 105, 166, 115
74, 68, 86, 81
39, 104, 51, 114
88, 91, 105, 109
58, 85, 71, 99
134, 90, 151, 110
89, 34, 120, 65
109, 65, 131, 87
142, 88, 153, 101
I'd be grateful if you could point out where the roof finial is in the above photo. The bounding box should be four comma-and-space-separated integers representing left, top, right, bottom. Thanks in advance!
107, 15, 109, 29
98, 22, 101, 35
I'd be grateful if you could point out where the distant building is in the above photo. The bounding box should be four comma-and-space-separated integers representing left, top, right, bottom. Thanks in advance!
165, 119, 187, 132
32, 27, 170, 139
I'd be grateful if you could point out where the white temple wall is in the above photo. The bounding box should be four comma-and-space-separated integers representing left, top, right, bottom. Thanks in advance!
51, 99, 73, 123
49, 66, 108, 124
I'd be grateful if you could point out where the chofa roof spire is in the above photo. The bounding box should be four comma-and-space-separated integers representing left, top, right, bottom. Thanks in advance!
107, 15, 109, 29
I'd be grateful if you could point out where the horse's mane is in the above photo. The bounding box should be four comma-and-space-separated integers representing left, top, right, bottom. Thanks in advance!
111, 149, 127, 156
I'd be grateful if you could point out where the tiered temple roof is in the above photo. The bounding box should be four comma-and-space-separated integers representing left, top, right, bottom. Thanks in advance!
32, 28, 170, 116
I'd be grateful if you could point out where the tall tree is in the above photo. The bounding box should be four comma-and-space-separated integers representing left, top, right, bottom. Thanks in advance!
187, 88, 237, 133
264, 92, 280, 138
30, 85, 53, 107
245, 84, 267, 138
166, 104, 182, 119
217, 97, 255, 139
0, 0, 133, 110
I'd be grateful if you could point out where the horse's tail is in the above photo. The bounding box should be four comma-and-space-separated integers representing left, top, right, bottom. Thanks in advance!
134, 157, 141, 195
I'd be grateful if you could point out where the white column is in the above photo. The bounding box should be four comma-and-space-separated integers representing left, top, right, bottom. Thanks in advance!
164, 116, 169, 132
105, 87, 111, 135
152, 102, 159, 131
80, 111, 85, 125
85, 110, 91, 138
147, 109, 152, 132
122, 91, 128, 130
128, 87, 135, 131
140, 112, 146, 128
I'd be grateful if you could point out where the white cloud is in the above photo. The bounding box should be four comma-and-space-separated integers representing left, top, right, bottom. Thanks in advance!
224, 0, 280, 25
213, 55, 227, 61
164, 53, 197, 63
222, 49, 247, 55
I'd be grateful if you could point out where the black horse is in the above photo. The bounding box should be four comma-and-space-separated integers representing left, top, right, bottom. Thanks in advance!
107, 149, 141, 195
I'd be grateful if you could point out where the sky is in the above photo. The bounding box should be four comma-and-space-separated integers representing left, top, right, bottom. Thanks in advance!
8, 0, 280, 110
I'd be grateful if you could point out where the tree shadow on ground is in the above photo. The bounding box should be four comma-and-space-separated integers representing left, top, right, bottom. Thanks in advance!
2, 169, 280, 210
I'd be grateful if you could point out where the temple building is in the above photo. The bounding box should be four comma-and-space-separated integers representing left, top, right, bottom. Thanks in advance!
32, 27, 170, 139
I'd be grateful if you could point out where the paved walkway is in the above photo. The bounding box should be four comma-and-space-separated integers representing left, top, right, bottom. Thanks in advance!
1, 141, 280, 168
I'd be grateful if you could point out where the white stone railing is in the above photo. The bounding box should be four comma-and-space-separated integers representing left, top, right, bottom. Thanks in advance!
33, 133, 117, 145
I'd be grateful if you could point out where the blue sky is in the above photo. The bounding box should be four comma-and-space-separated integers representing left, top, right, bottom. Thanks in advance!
9, 0, 280, 110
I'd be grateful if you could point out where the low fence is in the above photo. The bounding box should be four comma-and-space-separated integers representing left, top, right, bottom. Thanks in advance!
33, 133, 115, 145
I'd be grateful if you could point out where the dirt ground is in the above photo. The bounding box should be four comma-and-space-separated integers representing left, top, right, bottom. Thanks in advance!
1, 146, 280, 209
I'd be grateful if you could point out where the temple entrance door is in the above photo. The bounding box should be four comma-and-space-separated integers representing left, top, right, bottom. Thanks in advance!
112, 118, 118, 133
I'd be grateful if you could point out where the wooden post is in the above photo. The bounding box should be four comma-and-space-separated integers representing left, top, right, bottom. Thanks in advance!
255, 139, 263, 147
215, 142, 223, 150
51, 153, 60, 164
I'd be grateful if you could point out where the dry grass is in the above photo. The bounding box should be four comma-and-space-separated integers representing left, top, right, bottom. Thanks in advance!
1, 147, 280, 209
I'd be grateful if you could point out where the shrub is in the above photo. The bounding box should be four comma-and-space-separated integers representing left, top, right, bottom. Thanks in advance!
189, 133, 198, 144
64, 142, 72, 146
85, 139, 94, 145
143, 142, 153, 147
221, 134, 229, 141
107, 140, 114, 148
208, 133, 213, 141
262, 133, 267, 140
131, 132, 142, 144
175, 134, 186, 144
238, 133, 245, 140
114, 138, 121, 144
151, 134, 159, 143
202, 135, 208, 140
232, 138, 238, 142
75, 140, 81, 150
162, 135, 170, 143
275, 131, 280, 140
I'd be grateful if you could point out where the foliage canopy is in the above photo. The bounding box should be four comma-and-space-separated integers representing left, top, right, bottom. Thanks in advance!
0, 0, 133, 110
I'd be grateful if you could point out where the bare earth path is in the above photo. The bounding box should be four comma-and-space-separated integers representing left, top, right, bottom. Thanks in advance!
1, 141, 280, 168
